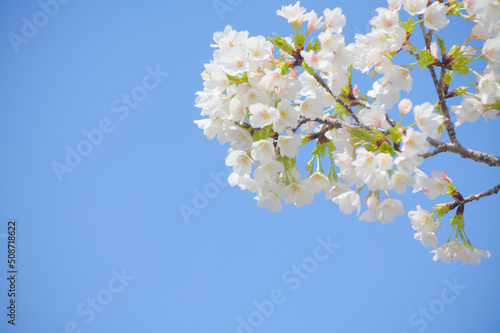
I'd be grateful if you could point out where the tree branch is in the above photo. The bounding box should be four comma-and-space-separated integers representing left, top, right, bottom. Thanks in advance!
422, 138, 500, 167
446, 183, 500, 210
417, 15, 460, 145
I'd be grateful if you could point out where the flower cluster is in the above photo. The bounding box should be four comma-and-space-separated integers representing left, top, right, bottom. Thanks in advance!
195, 0, 498, 265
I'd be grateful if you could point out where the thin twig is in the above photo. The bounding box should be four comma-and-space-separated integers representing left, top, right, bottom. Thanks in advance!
311, 72, 362, 125
446, 183, 500, 210
417, 15, 460, 145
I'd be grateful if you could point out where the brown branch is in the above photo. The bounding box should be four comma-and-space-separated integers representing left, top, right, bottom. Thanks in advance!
422, 138, 500, 167
292, 116, 343, 134
417, 15, 460, 145
446, 183, 500, 210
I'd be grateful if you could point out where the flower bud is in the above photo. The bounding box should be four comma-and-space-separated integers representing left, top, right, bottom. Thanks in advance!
366, 194, 379, 209
433, 203, 450, 219
398, 98, 413, 114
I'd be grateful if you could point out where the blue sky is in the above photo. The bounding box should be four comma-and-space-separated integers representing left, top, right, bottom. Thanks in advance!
1, 0, 499, 332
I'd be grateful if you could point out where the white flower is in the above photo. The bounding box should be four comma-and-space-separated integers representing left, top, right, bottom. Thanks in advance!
253, 161, 284, 182
326, 181, 351, 199
300, 49, 334, 71
424, 2, 449, 31
284, 181, 314, 208
277, 134, 302, 158
387, 0, 402, 11
432, 240, 491, 266
352, 147, 377, 180
402, 0, 427, 15
307, 172, 331, 193
367, 79, 400, 110
249, 103, 279, 128
251, 139, 276, 165
401, 128, 430, 165
370, 7, 399, 31
299, 96, 324, 119
228, 173, 256, 191
423, 170, 448, 200
413, 102, 443, 139
194, 117, 225, 142
359, 205, 380, 223
478, 68, 500, 105
391, 171, 414, 195
408, 205, 440, 248
412, 167, 427, 193
326, 66, 349, 95
226, 126, 253, 150
226, 150, 253, 175
377, 153, 393, 171
246, 36, 272, 61
216, 46, 249, 76
323, 7, 346, 34
394, 155, 414, 176
366, 169, 392, 191
386, 66, 413, 93
358, 104, 390, 129
229, 97, 246, 122
258, 68, 288, 92
274, 100, 299, 133
377, 198, 404, 224
333, 191, 361, 215
306, 10, 325, 32
318, 31, 344, 52
451, 96, 484, 126
255, 191, 283, 213
277, 2, 307, 24
482, 37, 500, 67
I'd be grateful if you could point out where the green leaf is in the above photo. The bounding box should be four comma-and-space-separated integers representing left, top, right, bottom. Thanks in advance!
433, 204, 450, 219
281, 62, 290, 76
387, 127, 402, 144
450, 214, 465, 228
436, 36, 446, 58
306, 38, 321, 52
333, 103, 347, 117
300, 134, 310, 146
268, 34, 294, 56
253, 129, 269, 141
302, 62, 316, 76
443, 71, 454, 86
293, 33, 306, 51
401, 16, 416, 34
312, 143, 327, 158
418, 50, 434, 69
377, 142, 395, 155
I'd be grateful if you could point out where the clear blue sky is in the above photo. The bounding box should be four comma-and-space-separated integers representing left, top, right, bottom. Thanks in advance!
1, 1, 499, 332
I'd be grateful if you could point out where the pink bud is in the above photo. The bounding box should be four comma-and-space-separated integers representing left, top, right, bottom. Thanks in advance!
430, 41, 438, 59
366, 195, 379, 209
398, 98, 413, 114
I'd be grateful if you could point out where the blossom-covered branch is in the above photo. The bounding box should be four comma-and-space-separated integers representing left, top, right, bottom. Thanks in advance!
195, 0, 500, 266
